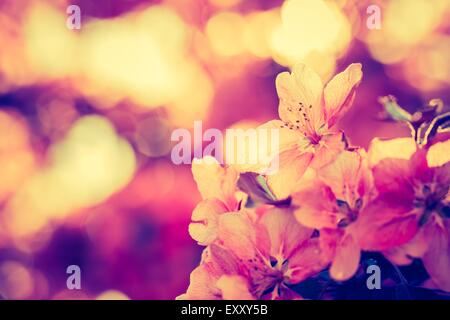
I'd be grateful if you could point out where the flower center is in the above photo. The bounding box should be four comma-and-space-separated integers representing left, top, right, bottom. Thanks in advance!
414, 183, 449, 225
308, 132, 322, 145
280, 102, 323, 140
336, 198, 362, 228
249, 255, 289, 298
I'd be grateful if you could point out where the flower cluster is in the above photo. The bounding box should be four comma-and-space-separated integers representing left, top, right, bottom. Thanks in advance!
179, 63, 450, 299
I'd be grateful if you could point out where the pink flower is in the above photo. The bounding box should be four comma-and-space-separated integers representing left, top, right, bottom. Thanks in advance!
356, 138, 450, 291
251, 63, 363, 199
188, 156, 245, 245
292, 149, 375, 281
179, 208, 328, 299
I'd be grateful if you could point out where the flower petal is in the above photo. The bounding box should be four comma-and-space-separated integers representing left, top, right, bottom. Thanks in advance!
258, 208, 313, 259
355, 197, 418, 251
266, 147, 313, 199
208, 244, 242, 275
368, 137, 417, 167
179, 263, 221, 300
276, 64, 324, 134
318, 149, 372, 205
309, 131, 347, 169
260, 120, 301, 151
422, 220, 450, 291
433, 161, 450, 192
189, 199, 229, 245
383, 225, 431, 265
288, 238, 328, 283
383, 246, 414, 266
218, 213, 256, 260
216, 275, 255, 300
231, 120, 301, 175
324, 63, 362, 127
192, 156, 238, 208
329, 233, 361, 281
427, 139, 450, 167
373, 158, 414, 198
409, 148, 435, 183
318, 228, 341, 262
292, 181, 338, 229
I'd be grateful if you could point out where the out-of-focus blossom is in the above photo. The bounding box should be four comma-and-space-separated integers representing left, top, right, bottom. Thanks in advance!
78, 5, 214, 126
362, 0, 450, 93
292, 149, 375, 280
4, 116, 136, 238
0, 261, 49, 299
364, 0, 449, 64
96, 290, 130, 300
356, 138, 450, 291
271, 0, 351, 69
253, 63, 362, 199
1, 2, 214, 127
180, 208, 327, 299
0, 111, 36, 203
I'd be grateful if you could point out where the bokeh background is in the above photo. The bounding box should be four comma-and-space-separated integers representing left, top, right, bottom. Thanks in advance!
0, 0, 449, 299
